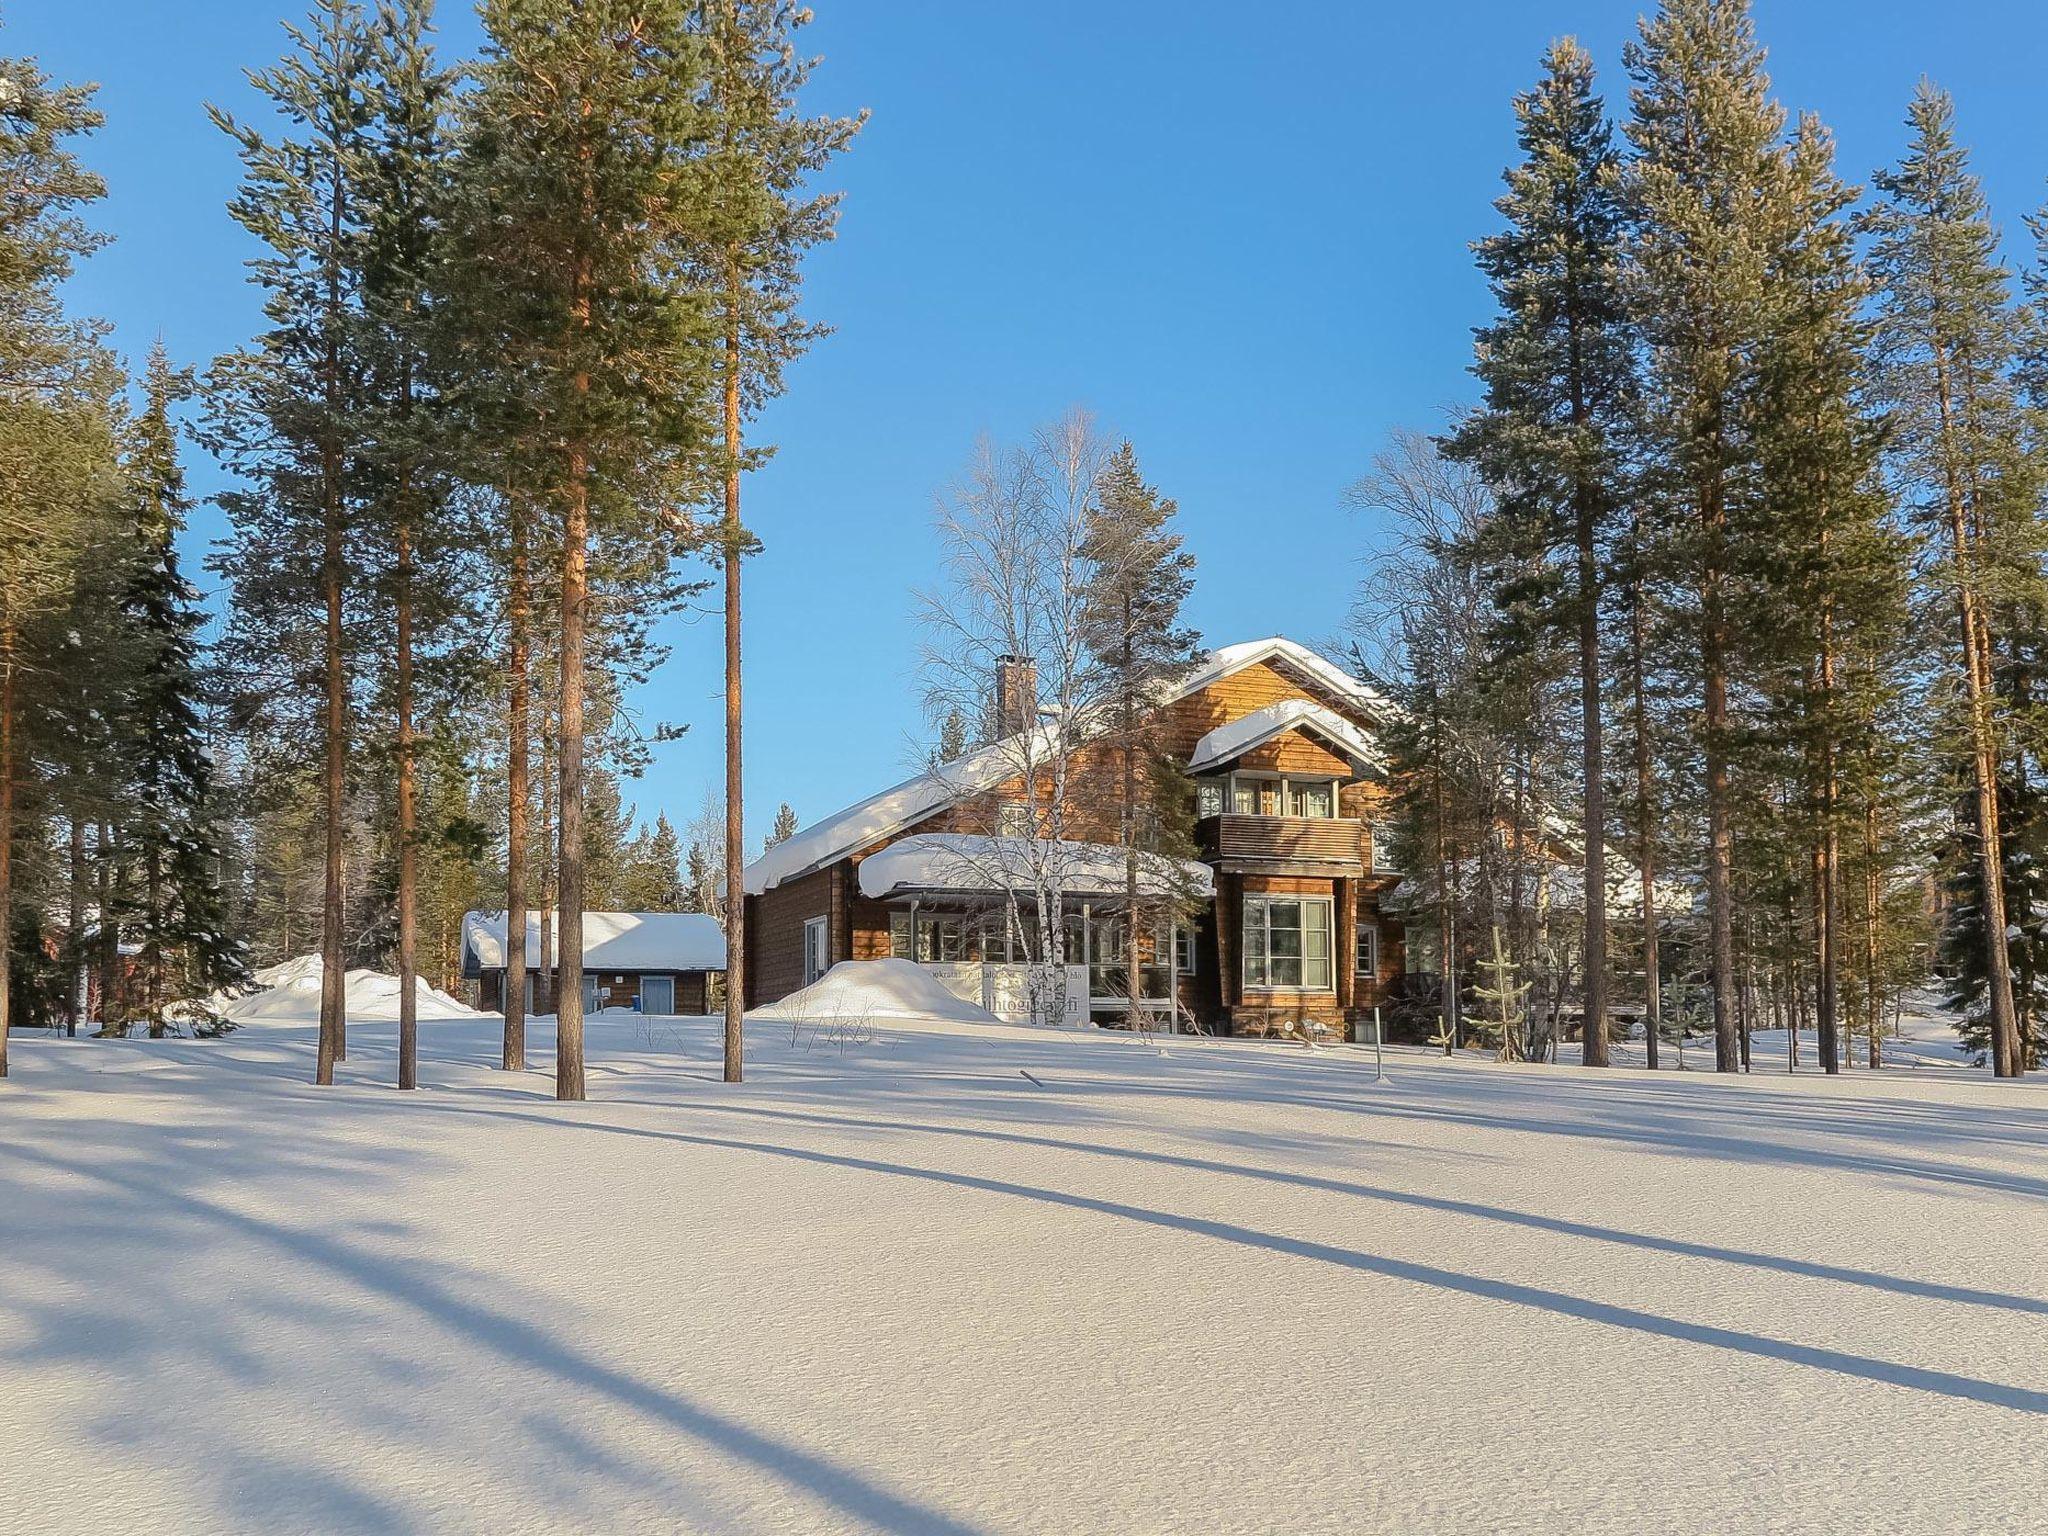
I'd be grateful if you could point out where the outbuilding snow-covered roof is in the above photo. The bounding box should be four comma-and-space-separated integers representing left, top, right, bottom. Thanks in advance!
1187, 698, 1386, 775
743, 637, 1383, 896
461, 911, 727, 974
855, 834, 1216, 902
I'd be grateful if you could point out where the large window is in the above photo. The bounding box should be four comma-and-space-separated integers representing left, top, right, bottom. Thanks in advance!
1243, 895, 1333, 990
889, 908, 991, 963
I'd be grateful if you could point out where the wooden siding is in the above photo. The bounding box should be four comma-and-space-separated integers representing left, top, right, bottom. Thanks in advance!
747, 865, 835, 1007
476, 966, 714, 1016
1227, 733, 1353, 778
1205, 813, 1362, 872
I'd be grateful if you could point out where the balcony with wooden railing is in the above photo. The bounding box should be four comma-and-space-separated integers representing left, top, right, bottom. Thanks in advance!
1200, 814, 1362, 874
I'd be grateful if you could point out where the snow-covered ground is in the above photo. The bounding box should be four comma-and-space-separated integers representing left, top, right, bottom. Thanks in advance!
3, 971, 2045, 1534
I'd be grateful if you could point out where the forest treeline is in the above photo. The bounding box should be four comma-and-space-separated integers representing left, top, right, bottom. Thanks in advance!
1359, 0, 2046, 1077
0, 0, 857, 1094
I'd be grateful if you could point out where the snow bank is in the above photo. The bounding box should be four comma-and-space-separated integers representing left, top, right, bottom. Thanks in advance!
223, 955, 486, 1026
745, 958, 1002, 1026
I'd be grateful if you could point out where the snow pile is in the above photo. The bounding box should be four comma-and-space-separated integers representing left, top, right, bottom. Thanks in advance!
745, 957, 1002, 1026
223, 954, 486, 1026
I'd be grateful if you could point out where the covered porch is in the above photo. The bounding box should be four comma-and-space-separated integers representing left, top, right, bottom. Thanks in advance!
852, 834, 1214, 1024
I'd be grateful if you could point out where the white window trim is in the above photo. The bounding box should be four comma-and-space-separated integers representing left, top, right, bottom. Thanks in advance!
1355, 919, 1379, 979
1241, 894, 1337, 994
802, 915, 830, 986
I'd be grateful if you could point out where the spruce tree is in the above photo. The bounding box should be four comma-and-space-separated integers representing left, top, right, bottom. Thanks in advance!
1750, 116, 1908, 1073
0, 45, 111, 1078
1078, 442, 1203, 1027
691, 0, 863, 1082
117, 344, 246, 1032
763, 801, 798, 850
1445, 38, 1633, 1066
1864, 83, 2042, 1076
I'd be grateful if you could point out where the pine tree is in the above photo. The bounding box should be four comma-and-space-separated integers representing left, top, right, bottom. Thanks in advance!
453, 0, 717, 1100
1864, 83, 2043, 1076
691, 0, 863, 1082
0, 45, 111, 1078
1078, 442, 1203, 1027
764, 801, 798, 850
1624, 0, 1791, 1072
1444, 38, 1633, 1066
357, 0, 455, 1089
117, 344, 246, 1033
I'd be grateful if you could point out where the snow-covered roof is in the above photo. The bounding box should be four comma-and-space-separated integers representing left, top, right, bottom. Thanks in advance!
1188, 697, 1386, 775
856, 834, 1216, 902
461, 911, 727, 973
1177, 637, 1395, 720
744, 637, 1382, 896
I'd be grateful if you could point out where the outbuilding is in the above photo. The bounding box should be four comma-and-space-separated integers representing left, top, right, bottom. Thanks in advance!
460, 910, 727, 1016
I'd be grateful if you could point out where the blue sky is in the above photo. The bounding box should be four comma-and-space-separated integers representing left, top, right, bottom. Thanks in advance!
15, 1, 2048, 843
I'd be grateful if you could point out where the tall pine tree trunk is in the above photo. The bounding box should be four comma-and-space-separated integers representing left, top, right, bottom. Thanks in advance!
538, 716, 555, 1018
1864, 799, 1883, 1069
1574, 417, 1609, 1067
145, 848, 165, 1037
0, 631, 14, 1079
1701, 432, 1740, 1074
504, 496, 530, 1070
66, 812, 85, 1037
1631, 581, 1661, 1071
317, 156, 348, 1085
397, 514, 419, 1090
721, 302, 746, 1082
97, 823, 119, 1034
1815, 598, 1842, 1073
318, 477, 347, 1083
1931, 351, 2021, 1076
557, 444, 589, 1102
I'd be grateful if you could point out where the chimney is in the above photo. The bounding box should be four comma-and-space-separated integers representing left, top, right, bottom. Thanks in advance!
993, 654, 1038, 738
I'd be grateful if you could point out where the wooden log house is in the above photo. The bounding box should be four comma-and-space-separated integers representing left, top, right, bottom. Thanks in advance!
741, 638, 1405, 1036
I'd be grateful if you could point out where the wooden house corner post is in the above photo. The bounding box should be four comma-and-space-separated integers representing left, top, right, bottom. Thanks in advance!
1337, 877, 1357, 1023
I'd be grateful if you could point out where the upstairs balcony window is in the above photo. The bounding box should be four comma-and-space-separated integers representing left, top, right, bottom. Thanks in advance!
1198, 771, 1341, 820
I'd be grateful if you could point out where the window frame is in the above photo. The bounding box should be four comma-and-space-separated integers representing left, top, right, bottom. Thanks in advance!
1242, 894, 1335, 992
1217, 770, 1341, 821
802, 915, 830, 986
1354, 918, 1379, 980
